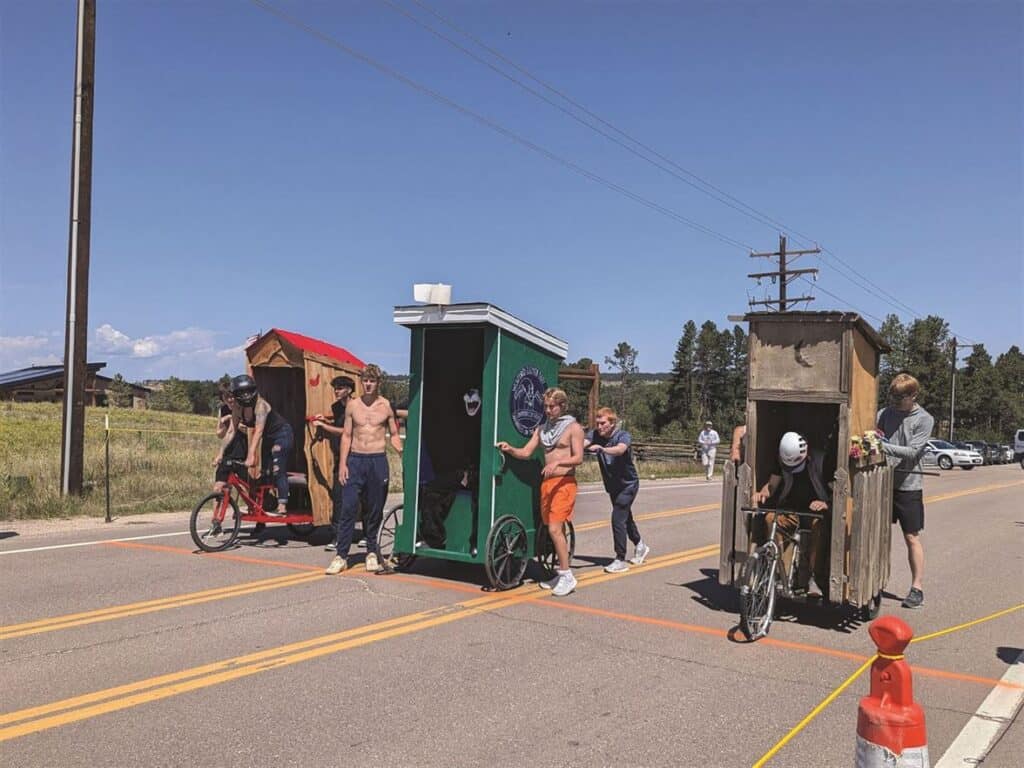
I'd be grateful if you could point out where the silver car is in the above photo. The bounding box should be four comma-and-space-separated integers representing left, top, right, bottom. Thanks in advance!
923, 439, 984, 470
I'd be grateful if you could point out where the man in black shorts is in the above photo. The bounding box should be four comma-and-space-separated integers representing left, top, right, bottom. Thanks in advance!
877, 373, 934, 609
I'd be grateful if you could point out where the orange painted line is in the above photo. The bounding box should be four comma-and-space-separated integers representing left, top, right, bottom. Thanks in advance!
104, 540, 485, 597
531, 601, 1023, 691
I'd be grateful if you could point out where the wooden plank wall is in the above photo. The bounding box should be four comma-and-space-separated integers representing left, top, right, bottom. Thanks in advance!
849, 328, 881, 438
749, 321, 843, 394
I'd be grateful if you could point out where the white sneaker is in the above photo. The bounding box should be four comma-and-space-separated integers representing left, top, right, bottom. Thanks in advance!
551, 572, 577, 597
629, 542, 651, 565
538, 574, 561, 590
365, 552, 381, 573
324, 542, 336, 552
604, 559, 629, 574
325, 556, 347, 575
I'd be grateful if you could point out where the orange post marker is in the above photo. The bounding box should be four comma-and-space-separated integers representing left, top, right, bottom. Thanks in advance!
855, 616, 930, 767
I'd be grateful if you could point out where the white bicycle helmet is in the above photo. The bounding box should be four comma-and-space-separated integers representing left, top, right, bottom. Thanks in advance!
779, 431, 808, 470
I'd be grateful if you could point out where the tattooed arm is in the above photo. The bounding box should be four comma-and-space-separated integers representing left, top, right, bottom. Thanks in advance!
245, 398, 271, 478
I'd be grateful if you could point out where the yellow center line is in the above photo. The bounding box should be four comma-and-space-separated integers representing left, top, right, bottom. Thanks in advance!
925, 479, 1024, 504
574, 502, 719, 532
0, 543, 719, 741
0, 572, 320, 639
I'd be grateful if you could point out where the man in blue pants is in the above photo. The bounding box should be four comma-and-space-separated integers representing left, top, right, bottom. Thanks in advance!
326, 365, 403, 575
585, 406, 650, 573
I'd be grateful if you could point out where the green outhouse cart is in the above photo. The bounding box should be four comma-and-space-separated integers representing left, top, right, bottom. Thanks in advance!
377, 303, 572, 590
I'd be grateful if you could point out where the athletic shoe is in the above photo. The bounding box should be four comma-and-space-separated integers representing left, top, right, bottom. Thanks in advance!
604, 559, 629, 574
325, 556, 347, 575
365, 553, 381, 573
324, 542, 336, 552
901, 588, 924, 609
629, 542, 651, 565
538, 574, 561, 590
551, 572, 577, 597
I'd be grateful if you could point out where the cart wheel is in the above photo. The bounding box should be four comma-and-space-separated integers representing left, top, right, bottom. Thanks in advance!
485, 515, 529, 590
739, 546, 778, 641
287, 522, 316, 538
377, 504, 416, 571
859, 592, 882, 622
190, 492, 241, 552
535, 521, 576, 578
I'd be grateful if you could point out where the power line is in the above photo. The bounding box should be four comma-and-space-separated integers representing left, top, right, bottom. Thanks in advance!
248, 0, 753, 251
403, 0, 979, 342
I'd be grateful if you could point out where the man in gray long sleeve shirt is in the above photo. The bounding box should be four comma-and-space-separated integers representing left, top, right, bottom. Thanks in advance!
877, 373, 934, 609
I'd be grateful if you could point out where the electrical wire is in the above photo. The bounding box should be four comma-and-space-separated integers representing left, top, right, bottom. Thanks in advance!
248, 0, 753, 252
403, 0, 979, 342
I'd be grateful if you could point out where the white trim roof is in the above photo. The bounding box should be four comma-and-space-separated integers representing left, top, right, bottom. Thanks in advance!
393, 303, 568, 359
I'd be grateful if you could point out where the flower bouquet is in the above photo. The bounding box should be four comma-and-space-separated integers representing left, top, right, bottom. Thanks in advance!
849, 429, 886, 469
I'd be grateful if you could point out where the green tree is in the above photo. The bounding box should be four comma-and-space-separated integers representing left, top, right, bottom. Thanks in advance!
605, 342, 639, 415
662, 320, 697, 432
993, 346, 1024, 438
560, 357, 595, 423
106, 374, 133, 408
149, 377, 192, 413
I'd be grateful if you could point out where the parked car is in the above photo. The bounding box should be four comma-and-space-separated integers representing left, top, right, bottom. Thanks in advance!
962, 441, 992, 465
1014, 428, 1024, 462
1001, 445, 1014, 463
923, 439, 983, 470
984, 443, 1004, 465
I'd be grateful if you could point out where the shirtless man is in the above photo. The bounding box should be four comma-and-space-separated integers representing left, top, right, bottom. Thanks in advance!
497, 388, 583, 596
326, 364, 403, 575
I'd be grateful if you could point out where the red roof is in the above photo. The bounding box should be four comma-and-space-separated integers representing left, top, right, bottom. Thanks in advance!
271, 328, 365, 368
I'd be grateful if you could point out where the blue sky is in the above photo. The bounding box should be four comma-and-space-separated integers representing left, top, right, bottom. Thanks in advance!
1, 1, 1021, 381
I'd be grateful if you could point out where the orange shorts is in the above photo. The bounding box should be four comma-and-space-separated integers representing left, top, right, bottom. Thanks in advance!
540, 476, 577, 524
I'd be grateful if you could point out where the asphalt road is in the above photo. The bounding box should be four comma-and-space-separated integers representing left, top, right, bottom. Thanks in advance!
2, 465, 1022, 767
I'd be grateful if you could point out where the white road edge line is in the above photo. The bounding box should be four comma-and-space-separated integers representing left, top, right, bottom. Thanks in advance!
935, 649, 1024, 767
0, 531, 192, 555
0, 482, 716, 555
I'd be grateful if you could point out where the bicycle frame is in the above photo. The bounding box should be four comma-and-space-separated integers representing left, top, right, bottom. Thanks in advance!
743, 507, 826, 600
217, 460, 314, 526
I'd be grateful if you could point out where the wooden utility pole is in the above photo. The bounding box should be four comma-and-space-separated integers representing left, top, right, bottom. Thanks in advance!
748, 235, 820, 311
948, 337, 973, 441
61, 0, 96, 496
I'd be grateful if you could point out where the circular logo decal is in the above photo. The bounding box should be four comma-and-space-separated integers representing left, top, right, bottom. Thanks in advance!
510, 365, 546, 436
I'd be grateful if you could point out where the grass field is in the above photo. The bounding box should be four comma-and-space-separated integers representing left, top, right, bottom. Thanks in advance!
1, 402, 704, 520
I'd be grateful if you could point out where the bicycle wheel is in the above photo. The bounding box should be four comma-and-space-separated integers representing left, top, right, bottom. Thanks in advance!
739, 545, 778, 641
377, 504, 416, 571
535, 521, 576, 578
190, 492, 241, 552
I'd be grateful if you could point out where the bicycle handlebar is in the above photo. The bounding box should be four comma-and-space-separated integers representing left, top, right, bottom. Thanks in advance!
741, 507, 828, 520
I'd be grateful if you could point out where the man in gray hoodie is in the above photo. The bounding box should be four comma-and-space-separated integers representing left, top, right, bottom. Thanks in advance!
877, 373, 934, 609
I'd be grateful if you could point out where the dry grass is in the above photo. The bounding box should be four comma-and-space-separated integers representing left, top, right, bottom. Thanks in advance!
1, 402, 699, 520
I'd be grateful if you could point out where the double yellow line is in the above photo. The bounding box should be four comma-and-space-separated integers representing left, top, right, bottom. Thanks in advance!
0, 572, 321, 640
0, 543, 719, 742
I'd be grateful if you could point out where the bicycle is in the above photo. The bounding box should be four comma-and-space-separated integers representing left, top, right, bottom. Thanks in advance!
738, 506, 828, 641
190, 459, 316, 552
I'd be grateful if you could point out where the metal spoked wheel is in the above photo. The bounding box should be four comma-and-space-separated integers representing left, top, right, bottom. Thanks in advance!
190, 492, 241, 552
535, 521, 576, 579
859, 591, 882, 622
739, 545, 778, 641
485, 515, 529, 590
377, 504, 417, 571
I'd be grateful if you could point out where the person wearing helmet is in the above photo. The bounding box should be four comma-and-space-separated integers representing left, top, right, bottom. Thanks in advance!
212, 383, 248, 493
753, 431, 831, 594
697, 421, 720, 481
228, 374, 294, 518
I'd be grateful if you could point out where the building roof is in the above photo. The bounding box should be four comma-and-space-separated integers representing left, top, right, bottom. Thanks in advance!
393, 303, 569, 359
0, 362, 107, 389
271, 329, 366, 368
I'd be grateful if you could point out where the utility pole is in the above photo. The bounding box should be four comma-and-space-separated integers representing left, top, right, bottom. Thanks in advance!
948, 337, 973, 442
61, 0, 96, 496
748, 235, 821, 311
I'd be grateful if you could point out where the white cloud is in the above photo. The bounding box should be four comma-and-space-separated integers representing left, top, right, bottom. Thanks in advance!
0, 335, 60, 371
0, 335, 50, 354
91, 323, 247, 379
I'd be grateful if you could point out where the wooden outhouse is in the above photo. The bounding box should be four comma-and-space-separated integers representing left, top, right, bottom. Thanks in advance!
719, 311, 894, 609
245, 328, 365, 525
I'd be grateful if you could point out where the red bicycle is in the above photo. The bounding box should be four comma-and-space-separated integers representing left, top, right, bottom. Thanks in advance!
190, 459, 316, 552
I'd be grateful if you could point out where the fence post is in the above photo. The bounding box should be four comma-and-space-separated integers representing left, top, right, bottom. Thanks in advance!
104, 413, 111, 523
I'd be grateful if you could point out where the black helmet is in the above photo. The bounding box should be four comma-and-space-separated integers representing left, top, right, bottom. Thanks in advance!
230, 374, 258, 405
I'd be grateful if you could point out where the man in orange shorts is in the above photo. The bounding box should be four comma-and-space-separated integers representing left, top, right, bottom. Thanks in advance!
497, 387, 584, 596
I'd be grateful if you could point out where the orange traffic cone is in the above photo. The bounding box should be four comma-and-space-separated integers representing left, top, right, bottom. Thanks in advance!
855, 616, 930, 767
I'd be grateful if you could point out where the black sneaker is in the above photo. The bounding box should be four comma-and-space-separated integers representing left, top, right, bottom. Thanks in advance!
901, 588, 924, 609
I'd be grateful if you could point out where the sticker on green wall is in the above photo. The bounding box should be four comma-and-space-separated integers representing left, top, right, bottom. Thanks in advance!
511, 365, 546, 436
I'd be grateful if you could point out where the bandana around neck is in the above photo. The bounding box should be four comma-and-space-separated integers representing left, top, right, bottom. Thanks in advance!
539, 415, 575, 448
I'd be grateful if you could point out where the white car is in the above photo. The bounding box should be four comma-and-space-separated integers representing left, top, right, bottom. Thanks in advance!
923, 439, 983, 470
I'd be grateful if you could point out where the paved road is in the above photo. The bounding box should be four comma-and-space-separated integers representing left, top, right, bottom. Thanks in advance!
2, 467, 1021, 767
